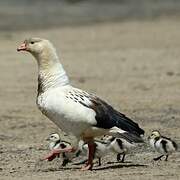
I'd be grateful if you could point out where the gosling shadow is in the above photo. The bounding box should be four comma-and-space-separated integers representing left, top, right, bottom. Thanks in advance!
93, 163, 148, 171
107, 161, 132, 164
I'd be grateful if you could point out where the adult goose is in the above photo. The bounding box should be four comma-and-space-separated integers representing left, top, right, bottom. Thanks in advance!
17, 38, 144, 170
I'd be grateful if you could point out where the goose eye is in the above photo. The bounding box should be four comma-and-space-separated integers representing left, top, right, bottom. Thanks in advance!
30, 41, 35, 44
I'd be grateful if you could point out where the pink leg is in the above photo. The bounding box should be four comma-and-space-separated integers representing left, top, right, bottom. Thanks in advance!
81, 141, 96, 171
41, 147, 76, 161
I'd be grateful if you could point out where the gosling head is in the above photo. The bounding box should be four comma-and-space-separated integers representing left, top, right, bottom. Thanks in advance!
46, 133, 60, 142
148, 130, 161, 140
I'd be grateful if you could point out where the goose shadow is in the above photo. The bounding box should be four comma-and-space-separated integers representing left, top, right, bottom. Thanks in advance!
36, 163, 147, 172
35, 160, 148, 172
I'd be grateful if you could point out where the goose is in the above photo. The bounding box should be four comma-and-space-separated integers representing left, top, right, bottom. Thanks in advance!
46, 133, 73, 166
17, 38, 144, 170
148, 130, 178, 161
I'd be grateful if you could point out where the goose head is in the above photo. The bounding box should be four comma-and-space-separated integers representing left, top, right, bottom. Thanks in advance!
17, 37, 57, 62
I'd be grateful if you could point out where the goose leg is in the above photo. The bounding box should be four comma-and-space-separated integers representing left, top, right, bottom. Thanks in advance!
81, 140, 95, 171
42, 147, 75, 161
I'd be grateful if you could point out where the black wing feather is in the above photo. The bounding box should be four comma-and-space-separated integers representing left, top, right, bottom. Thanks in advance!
80, 96, 144, 136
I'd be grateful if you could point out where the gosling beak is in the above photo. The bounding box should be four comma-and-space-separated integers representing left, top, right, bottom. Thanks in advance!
17, 43, 27, 51
46, 137, 50, 141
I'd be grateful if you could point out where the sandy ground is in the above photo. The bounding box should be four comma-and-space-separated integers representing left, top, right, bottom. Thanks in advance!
0, 18, 180, 179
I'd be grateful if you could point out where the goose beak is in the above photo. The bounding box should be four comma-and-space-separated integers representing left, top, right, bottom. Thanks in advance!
17, 43, 27, 51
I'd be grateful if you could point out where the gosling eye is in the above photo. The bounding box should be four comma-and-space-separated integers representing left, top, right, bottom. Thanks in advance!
30, 41, 35, 44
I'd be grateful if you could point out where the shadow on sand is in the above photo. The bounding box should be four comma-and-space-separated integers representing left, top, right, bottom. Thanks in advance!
37, 162, 147, 172
93, 163, 148, 171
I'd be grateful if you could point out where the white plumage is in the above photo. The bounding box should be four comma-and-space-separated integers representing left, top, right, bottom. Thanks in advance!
37, 86, 97, 137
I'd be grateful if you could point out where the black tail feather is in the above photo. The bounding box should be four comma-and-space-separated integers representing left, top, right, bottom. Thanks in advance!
114, 110, 144, 136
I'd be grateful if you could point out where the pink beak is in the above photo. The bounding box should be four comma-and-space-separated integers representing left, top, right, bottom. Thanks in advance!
17, 43, 27, 51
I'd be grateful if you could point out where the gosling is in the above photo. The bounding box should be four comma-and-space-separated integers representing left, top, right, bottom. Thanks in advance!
46, 133, 73, 166
77, 135, 135, 165
148, 130, 178, 161
102, 135, 135, 162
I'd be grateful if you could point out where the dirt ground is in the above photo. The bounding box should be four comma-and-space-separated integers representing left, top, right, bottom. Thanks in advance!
0, 18, 180, 180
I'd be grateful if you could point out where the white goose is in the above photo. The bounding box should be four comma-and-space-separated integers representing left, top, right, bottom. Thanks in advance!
17, 38, 144, 170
